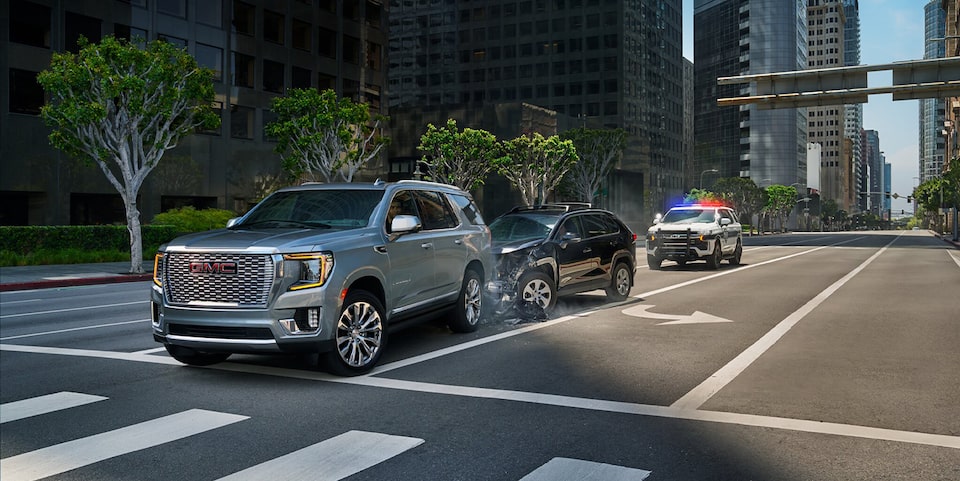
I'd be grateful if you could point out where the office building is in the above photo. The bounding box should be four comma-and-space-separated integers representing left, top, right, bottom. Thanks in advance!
842, 0, 864, 214
1, 0, 388, 226
693, 0, 808, 189
863, 129, 882, 216
921, 0, 947, 184
387, 0, 685, 223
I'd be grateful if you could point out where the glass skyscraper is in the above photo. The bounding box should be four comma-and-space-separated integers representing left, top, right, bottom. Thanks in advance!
920, 0, 947, 184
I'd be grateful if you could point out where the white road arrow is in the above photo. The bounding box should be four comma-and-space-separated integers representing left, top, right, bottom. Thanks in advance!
622, 304, 734, 325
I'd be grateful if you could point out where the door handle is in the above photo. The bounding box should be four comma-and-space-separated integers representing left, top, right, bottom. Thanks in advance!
583, 247, 592, 253
454, 239, 463, 245
421, 242, 434, 249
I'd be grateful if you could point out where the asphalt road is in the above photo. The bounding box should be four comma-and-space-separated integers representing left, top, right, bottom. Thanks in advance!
1, 230, 958, 480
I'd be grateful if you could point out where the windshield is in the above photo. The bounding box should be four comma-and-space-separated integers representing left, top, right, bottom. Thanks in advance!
661, 208, 717, 224
234, 189, 383, 229
489, 213, 558, 242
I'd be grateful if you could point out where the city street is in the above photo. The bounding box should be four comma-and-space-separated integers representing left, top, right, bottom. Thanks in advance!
1, 230, 958, 480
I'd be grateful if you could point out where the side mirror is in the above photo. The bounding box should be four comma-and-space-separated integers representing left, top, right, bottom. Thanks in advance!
653, 213, 663, 225
720, 218, 731, 226
391, 215, 422, 236
226, 217, 240, 228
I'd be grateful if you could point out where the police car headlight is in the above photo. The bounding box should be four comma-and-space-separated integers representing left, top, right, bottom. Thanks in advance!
285, 252, 334, 291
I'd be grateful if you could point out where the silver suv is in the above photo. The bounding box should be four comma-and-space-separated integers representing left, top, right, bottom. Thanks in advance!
645, 204, 742, 270
151, 180, 491, 375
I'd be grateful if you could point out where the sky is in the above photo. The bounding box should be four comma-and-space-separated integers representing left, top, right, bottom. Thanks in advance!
682, 0, 926, 214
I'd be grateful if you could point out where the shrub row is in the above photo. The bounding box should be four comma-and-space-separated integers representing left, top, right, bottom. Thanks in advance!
0, 225, 181, 254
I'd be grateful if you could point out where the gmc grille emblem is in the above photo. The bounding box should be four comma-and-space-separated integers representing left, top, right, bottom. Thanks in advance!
189, 261, 238, 275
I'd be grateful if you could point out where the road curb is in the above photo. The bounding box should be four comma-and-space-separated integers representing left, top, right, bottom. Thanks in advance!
0, 274, 153, 292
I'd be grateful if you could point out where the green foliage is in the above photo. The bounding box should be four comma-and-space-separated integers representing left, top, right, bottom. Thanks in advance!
151, 207, 236, 233
496, 133, 579, 205
682, 188, 723, 204
0, 225, 178, 266
266, 88, 389, 183
713, 177, 764, 221
558, 128, 626, 203
417, 119, 502, 191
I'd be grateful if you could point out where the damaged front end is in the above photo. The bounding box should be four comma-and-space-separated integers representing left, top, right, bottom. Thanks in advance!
486, 241, 555, 320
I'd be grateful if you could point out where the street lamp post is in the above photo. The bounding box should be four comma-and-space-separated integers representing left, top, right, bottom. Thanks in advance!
700, 169, 719, 189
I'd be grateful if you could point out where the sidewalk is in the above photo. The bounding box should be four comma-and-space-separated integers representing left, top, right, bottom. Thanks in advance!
0, 261, 154, 292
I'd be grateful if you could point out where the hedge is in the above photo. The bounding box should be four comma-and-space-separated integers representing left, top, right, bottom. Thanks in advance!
0, 225, 180, 254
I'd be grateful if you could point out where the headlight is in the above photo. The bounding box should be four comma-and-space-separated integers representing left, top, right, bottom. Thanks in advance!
153, 253, 164, 287
284, 252, 334, 291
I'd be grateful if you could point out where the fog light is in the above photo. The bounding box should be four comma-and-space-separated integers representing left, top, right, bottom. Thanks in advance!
280, 307, 322, 335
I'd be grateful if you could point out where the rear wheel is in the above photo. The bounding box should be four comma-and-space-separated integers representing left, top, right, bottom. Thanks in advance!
706, 240, 722, 270
322, 290, 386, 376
647, 254, 662, 270
448, 269, 482, 333
606, 261, 632, 301
164, 345, 230, 366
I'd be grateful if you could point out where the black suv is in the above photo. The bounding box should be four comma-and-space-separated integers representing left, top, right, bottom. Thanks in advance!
487, 204, 636, 315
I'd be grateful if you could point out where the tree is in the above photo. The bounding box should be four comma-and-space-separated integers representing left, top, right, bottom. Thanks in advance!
558, 127, 626, 203
416, 119, 502, 191
266, 88, 389, 183
682, 188, 721, 204
38, 36, 219, 273
714, 177, 764, 234
764, 185, 797, 233
496, 133, 578, 205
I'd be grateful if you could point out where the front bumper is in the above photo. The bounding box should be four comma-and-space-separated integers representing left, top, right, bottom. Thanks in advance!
646, 232, 714, 261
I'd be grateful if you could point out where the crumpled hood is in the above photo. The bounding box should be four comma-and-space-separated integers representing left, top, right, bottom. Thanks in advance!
491, 237, 545, 256
162, 227, 377, 253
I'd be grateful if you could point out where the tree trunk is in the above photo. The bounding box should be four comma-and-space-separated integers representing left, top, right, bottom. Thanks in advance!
125, 200, 144, 274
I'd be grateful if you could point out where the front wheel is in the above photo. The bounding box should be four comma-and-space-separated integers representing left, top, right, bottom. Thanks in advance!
322, 290, 386, 376
448, 269, 482, 333
606, 261, 632, 301
516, 271, 556, 317
165, 345, 230, 366
706, 239, 722, 270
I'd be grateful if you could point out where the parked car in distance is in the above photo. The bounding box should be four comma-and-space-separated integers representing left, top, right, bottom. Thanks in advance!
645, 203, 742, 270
151, 180, 491, 376
487, 204, 637, 316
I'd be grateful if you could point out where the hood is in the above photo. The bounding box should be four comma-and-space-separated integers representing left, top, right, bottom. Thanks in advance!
491, 237, 545, 255
162, 226, 378, 253
648, 222, 716, 233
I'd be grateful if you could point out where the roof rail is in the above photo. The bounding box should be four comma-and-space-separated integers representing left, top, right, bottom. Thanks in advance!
508, 202, 592, 213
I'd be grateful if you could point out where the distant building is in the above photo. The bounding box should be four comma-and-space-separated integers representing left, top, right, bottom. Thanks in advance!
1, 1, 388, 226
843, 0, 864, 214
693, 0, 808, 189
863, 129, 883, 216
921, 0, 947, 184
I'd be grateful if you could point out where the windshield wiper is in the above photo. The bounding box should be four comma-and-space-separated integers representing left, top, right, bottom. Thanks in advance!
231, 220, 332, 230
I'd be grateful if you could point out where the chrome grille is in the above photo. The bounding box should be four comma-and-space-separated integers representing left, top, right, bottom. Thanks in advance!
163, 253, 275, 307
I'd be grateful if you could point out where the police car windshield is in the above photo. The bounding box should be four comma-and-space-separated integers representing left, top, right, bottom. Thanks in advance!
661, 208, 717, 224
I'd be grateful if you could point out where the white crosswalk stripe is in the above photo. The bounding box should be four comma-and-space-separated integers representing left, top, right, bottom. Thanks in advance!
0, 392, 652, 480
519, 457, 652, 481
217, 430, 425, 481
0, 391, 107, 424
0, 409, 248, 481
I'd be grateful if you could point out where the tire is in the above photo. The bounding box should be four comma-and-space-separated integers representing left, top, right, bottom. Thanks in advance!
729, 240, 742, 265
517, 271, 556, 315
706, 239, 722, 270
448, 269, 483, 333
322, 289, 386, 376
647, 254, 662, 270
606, 261, 632, 301
164, 344, 230, 366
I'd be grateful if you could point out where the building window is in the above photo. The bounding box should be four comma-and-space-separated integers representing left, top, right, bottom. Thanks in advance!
195, 44, 223, 82
196, 1, 222, 27
366, 0, 382, 27
343, 35, 361, 64
157, 0, 186, 18
230, 105, 255, 139
10, 1, 51, 48
319, 28, 337, 58
263, 60, 284, 93
115, 24, 148, 45
292, 66, 311, 89
292, 20, 311, 51
318, 73, 335, 90
158, 34, 187, 48
264, 10, 284, 45
367, 42, 382, 70
65, 11, 102, 53
9, 69, 44, 115
233, 2, 255, 36
232, 52, 255, 88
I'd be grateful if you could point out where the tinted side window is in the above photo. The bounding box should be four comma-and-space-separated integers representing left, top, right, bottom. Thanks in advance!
386, 190, 418, 233
450, 193, 485, 225
580, 214, 615, 238
557, 217, 583, 239
414, 191, 458, 230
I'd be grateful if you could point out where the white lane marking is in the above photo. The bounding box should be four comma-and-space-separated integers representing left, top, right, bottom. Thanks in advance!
216, 430, 424, 481
519, 458, 651, 481
670, 234, 901, 411
0, 301, 148, 319
2, 342, 958, 450
0, 392, 107, 424
132, 346, 167, 355
0, 319, 150, 341
0, 409, 248, 481
635, 236, 865, 299
0, 299, 41, 305
949, 250, 960, 268
621, 304, 734, 325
